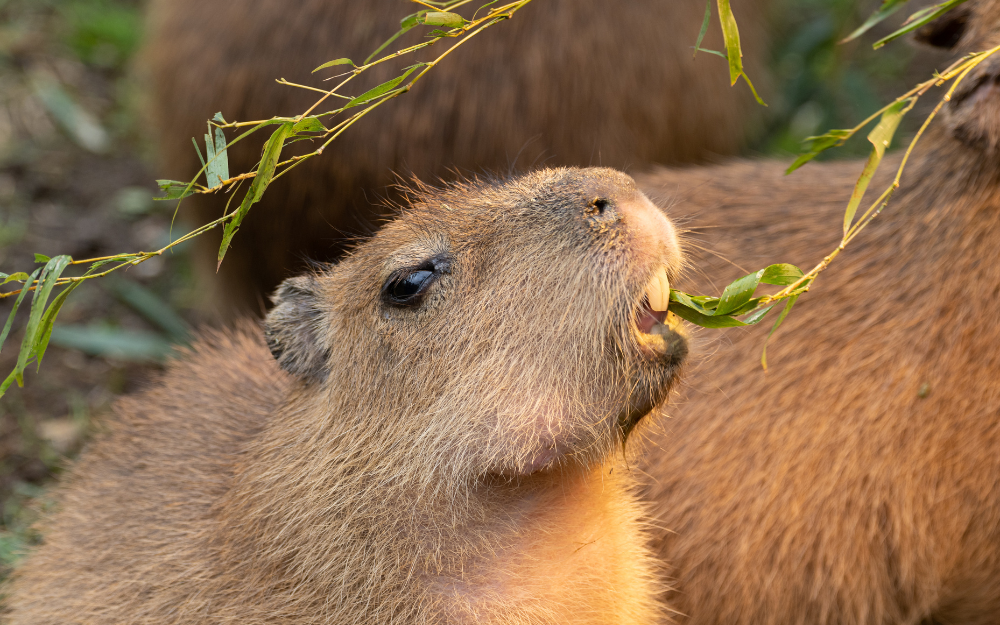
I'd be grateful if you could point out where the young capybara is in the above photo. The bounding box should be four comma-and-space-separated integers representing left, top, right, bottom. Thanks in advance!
636, 3, 1000, 623
141, 0, 768, 315
4, 168, 688, 624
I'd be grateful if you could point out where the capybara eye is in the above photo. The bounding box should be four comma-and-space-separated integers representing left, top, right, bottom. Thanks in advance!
593, 198, 611, 214
382, 255, 450, 308
386, 269, 433, 305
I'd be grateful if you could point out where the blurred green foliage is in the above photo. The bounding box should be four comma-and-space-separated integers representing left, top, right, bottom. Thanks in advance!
761, 0, 922, 157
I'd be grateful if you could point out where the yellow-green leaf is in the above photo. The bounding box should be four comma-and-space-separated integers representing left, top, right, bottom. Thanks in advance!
844, 97, 915, 235
716, 0, 743, 86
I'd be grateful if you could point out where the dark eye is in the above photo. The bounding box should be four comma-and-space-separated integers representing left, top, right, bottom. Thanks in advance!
593, 198, 611, 214
381, 255, 450, 308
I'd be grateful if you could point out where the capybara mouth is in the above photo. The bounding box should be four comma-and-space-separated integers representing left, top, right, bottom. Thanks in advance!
633, 267, 686, 364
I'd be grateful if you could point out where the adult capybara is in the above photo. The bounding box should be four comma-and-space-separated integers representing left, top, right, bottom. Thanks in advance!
636, 3, 1000, 623
5, 168, 688, 624
142, 0, 768, 315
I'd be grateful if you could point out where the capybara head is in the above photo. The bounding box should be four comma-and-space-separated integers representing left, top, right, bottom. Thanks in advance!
923, 0, 1000, 153
265, 167, 685, 482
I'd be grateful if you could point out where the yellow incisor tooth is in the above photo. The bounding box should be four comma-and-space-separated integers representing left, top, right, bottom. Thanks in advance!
646, 266, 670, 312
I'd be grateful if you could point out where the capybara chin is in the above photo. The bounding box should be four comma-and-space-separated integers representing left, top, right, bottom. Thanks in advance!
5, 167, 687, 624
636, 2, 1000, 623
140, 0, 768, 316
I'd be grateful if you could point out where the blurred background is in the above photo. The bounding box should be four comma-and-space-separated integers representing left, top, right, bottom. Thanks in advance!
0, 0, 955, 579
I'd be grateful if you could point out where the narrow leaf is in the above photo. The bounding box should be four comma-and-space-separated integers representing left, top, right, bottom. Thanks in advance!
842, 0, 908, 43
669, 302, 748, 328
292, 117, 327, 133
218, 122, 295, 267
786, 129, 853, 174
345, 65, 423, 109
761, 294, 799, 370
693, 0, 712, 57
14, 256, 71, 385
741, 304, 775, 325
156, 180, 197, 200
873, 0, 970, 49
364, 13, 424, 65
0, 268, 40, 356
717, 0, 743, 86
844, 98, 915, 234
191, 137, 206, 169
312, 58, 355, 73
34, 254, 50, 263
1, 272, 28, 286
34, 281, 82, 367
213, 125, 230, 183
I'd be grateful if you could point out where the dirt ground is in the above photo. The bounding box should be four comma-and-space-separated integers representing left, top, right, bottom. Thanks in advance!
0, 0, 949, 580
0, 0, 209, 574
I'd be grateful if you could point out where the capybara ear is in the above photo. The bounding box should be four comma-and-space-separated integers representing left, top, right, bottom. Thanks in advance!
914, 5, 970, 49
264, 275, 330, 382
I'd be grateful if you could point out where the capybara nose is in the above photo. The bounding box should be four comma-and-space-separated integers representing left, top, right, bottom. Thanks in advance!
619, 193, 682, 269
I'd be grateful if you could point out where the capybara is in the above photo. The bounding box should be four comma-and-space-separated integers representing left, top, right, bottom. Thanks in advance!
5, 168, 688, 624
141, 0, 768, 315
636, 3, 1000, 623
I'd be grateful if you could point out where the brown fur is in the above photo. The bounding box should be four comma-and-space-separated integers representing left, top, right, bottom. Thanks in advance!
5, 168, 687, 624
635, 4, 1000, 623
140, 0, 769, 315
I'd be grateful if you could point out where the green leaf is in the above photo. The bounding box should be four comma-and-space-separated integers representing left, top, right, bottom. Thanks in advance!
311, 57, 355, 73
873, 0, 970, 49
693, 0, 712, 58
0, 268, 40, 356
34, 254, 50, 263
761, 294, 799, 370
1, 272, 28, 286
716, 0, 743, 86
741, 304, 775, 325
191, 136, 206, 169
669, 302, 748, 328
204, 125, 230, 188
88, 255, 136, 271
760, 263, 804, 286
786, 129, 853, 174
13, 256, 71, 386
345, 65, 423, 109
155, 179, 197, 200
218, 121, 295, 267
842, 0, 909, 43
715, 269, 766, 316
741, 72, 767, 107
693, 47, 727, 58
669, 290, 717, 316
421, 11, 466, 28
844, 98, 915, 235
34, 282, 82, 368
364, 12, 425, 65
212, 111, 226, 123
292, 117, 327, 133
